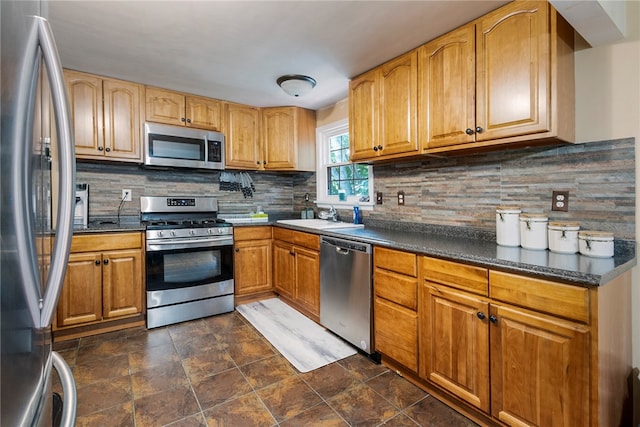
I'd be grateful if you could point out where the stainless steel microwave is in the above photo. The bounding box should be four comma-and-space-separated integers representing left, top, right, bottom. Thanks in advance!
144, 122, 225, 170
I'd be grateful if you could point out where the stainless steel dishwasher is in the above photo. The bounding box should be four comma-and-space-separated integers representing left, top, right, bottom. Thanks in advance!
320, 236, 375, 356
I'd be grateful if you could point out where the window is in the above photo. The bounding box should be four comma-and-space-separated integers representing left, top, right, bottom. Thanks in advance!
316, 119, 374, 209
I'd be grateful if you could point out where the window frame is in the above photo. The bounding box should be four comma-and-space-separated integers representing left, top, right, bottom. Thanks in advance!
315, 119, 374, 210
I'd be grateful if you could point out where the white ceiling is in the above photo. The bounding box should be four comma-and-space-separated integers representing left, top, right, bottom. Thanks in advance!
47, 1, 509, 111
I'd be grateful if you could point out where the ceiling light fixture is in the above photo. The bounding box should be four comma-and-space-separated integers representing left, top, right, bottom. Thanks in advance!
277, 74, 317, 97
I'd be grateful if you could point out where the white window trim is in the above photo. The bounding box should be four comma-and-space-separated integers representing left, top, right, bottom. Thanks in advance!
315, 119, 374, 210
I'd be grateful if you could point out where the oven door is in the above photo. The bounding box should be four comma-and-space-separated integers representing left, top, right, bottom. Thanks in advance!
146, 237, 233, 293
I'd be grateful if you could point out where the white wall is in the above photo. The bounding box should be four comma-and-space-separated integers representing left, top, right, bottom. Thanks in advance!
574, 0, 640, 369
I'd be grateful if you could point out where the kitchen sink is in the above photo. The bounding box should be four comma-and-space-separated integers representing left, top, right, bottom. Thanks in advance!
276, 219, 364, 230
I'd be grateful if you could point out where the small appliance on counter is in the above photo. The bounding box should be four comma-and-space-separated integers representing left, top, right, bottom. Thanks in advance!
74, 183, 89, 229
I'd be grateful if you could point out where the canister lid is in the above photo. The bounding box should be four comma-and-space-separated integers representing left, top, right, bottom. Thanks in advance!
578, 231, 614, 241
496, 205, 521, 213
519, 213, 548, 221
548, 221, 580, 230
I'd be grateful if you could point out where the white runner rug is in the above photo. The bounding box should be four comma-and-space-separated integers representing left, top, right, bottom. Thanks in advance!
236, 298, 356, 373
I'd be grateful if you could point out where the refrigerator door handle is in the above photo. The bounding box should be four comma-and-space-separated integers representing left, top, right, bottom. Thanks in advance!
52, 352, 77, 427
36, 17, 76, 329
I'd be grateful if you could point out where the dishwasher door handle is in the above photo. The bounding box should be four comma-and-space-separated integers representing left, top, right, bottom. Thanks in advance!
336, 247, 351, 255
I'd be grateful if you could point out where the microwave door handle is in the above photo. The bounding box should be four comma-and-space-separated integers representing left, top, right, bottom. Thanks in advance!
37, 17, 76, 328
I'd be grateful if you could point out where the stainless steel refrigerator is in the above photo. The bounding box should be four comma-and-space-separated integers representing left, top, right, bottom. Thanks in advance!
1, 0, 78, 425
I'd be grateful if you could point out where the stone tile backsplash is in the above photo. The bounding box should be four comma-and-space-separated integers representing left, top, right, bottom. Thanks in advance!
79, 137, 635, 240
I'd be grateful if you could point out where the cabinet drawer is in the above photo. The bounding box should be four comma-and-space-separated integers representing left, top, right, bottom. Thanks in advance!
375, 269, 418, 310
423, 256, 488, 296
374, 247, 417, 277
374, 296, 418, 372
489, 271, 590, 323
71, 232, 142, 253
273, 227, 320, 251
234, 226, 272, 241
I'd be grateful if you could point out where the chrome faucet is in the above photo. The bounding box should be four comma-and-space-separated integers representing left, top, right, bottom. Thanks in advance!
328, 206, 338, 222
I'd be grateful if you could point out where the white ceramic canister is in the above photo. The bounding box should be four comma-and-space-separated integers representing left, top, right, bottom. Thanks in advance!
496, 206, 521, 247
548, 221, 580, 254
519, 213, 549, 250
578, 231, 614, 258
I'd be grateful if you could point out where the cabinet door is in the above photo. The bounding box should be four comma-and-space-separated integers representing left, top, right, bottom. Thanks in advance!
475, 1, 550, 141
103, 78, 143, 161
186, 95, 223, 131
56, 252, 103, 327
421, 283, 489, 412
490, 303, 589, 426
64, 70, 104, 158
234, 239, 273, 295
273, 240, 295, 299
374, 296, 418, 372
349, 70, 379, 161
225, 103, 261, 170
145, 87, 186, 126
419, 25, 476, 149
378, 51, 419, 157
262, 107, 296, 170
102, 249, 143, 319
293, 246, 320, 317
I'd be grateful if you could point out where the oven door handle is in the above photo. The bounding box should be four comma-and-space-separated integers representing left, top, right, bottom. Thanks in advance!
147, 236, 233, 251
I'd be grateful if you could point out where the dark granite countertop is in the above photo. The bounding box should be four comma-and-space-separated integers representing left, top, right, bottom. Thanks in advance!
273, 218, 636, 288
74, 214, 636, 287
73, 217, 145, 234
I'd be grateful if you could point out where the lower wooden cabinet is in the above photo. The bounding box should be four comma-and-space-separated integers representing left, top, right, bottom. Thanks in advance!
421, 283, 490, 413
489, 302, 589, 426
373, 247, 418, 372
272, 228, 320, 321
233, 226, 273, 300
368, 251, 633, 427
54, 232, 144, 340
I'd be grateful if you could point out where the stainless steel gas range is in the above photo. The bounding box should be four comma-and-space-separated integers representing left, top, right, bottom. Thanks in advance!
141, 196, 234, 328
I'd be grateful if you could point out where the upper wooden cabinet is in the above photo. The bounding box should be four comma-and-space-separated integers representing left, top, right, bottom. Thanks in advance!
261, 106, 316, 171
350, 50, 419, 162
145, 87, 223, 131
226, 105, 316, 171
420, 1, 575, 153
64, 70, 143, 162
225, 102, 261, 169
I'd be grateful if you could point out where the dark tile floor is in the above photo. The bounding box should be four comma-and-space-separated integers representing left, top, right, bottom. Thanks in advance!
53, 310, 478, 426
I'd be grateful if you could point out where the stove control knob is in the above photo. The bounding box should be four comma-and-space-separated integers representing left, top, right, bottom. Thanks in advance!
189, 230, 195, 235
170, 231, 176, 237
207, 228, 213, 235
157, 231, 163, 237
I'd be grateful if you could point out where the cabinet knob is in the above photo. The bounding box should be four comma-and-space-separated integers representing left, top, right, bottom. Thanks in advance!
105, 147, 111, 152
489, 315, 498, 324
373, 146, 378, 151
186, 118, 191, 123
263, 161, 267, 165
98, 146, 104, 151
181, 117, 186, 122
476, 312, 486, 320
465, 128, 474, 135
103, 259, 109, 265
256, 161, 260, 165
95, 260, 101, 266
235, 248, 240, 253
289, 251, 295, 256
475, 126, 483, 134
377, 145, 383, 150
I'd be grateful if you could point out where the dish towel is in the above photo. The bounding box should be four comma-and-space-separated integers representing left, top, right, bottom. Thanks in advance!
219, 171, 255, 198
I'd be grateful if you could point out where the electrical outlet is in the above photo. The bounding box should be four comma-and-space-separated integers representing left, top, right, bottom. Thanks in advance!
122, 189, 132, 202
552, 190, 568, 211
397, 191, 405, 206
376, 192, 383, 205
